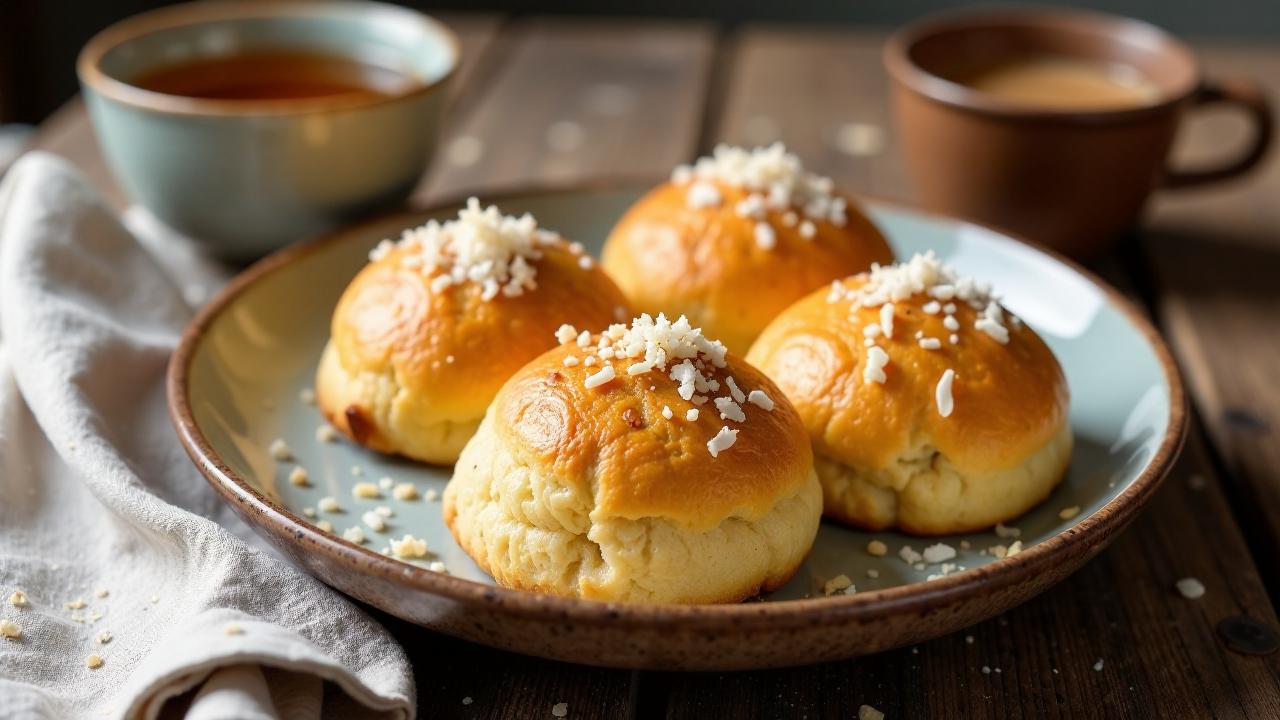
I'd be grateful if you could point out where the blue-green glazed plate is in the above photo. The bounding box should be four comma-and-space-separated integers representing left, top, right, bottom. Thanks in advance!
169, 185, 1186, 670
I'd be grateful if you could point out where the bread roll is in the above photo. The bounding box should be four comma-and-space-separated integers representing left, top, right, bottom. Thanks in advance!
603, 144, 893, 353
747, 252, 1072, 535
318, 199, 630, 464
444, 313, 822, 603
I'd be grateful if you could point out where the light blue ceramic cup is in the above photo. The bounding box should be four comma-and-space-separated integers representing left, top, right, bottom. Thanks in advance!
78, 1, 458, 259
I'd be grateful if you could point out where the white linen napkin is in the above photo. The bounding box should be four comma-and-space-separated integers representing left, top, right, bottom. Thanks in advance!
0, 152, 415, 720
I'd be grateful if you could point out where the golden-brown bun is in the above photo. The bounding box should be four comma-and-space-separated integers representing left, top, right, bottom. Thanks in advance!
443, 343, 822, 603
317, 242, 630, 464
746, 277, 1072, 535
602, 180, 893, 354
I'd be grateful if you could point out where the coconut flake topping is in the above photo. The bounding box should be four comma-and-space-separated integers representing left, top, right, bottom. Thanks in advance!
671, 143, 848, 243
368, 198, 591, 302
557, 314, 776, 456
833, 252, 1022, 416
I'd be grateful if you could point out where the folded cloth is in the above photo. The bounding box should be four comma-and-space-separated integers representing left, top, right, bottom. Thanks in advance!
0, 153, 415, 720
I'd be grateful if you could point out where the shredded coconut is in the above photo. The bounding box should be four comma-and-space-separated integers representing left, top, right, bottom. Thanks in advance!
686, 181, 722, 209
822, 575, 854, 596
368, 198, 568, 301
268, 439, 291, 461
725, 377, 747, 403
555, 324, 578, 344
832, 253, 1014, 354
352, 482, 380, 499
936, 369, 955, 418
390, 534, 429, 559
1176, 577, 1206, 599
879, 303, 895, 339
583, 365, 616, 389
864, 347, 889, 385
859, 705, 885, 720
361, 510, 387, 533
707, 426, 738, 457
754, 222, 776, 250
994, 523, 1021, 539
669, 143, 848, 227
715, 396, 747, 423
746, 389, 774, 411
922, 543, 957, 564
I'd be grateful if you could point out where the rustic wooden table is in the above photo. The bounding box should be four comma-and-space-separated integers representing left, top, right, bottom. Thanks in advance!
27, 15, 1280, 719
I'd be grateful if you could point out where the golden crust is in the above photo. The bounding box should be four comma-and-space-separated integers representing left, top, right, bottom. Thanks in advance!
487, 343, 814, 530
601, 180, 894, 353
746, 277, 1071, 533
317, 240, 630, 463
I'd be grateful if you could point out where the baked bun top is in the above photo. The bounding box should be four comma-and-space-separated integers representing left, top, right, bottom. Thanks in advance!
747, 252, 1069, 474
487, 314, 813, 531
329, 199, 630, 424
603, 143, 893, 353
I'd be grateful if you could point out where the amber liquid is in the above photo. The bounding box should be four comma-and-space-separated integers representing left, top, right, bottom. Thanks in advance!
131, 50, 419, 101
959, 56, 1159, 110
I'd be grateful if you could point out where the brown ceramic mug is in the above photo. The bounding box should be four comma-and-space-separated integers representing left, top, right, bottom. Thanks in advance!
885, 8, 1273, 257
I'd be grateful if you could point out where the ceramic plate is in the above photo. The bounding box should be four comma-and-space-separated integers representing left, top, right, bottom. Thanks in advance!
169, 185, 1185, 670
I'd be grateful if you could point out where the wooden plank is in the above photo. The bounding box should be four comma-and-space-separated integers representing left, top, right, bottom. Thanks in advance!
1142, 43, 1280, 592
653, 26, 1280, 718
711, 27, 908, 199
413, 17, 716, 203
375, 611, 637, 720
24, 12, 507, 211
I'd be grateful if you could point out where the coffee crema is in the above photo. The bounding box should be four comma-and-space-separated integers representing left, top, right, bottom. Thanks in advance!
957, 56, 1159, 110
131, 49, 420, 102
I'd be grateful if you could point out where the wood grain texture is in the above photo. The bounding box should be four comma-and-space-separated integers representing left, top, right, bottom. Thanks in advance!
413, 17, 716, 203
1143, 43, 1280, 594
654, 25, 1280, 719
375, 611, 638, 720
711, 28, 908, 199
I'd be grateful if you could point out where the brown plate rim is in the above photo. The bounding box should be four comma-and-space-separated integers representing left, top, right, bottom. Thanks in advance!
166, 179, 1188, 630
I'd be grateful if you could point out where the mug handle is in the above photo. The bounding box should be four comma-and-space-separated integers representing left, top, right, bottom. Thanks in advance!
1161, 78, 1274, 189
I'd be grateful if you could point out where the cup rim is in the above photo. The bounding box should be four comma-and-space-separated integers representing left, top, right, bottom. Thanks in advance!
77, 0, 460, 118
883, 6, 1203, 121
